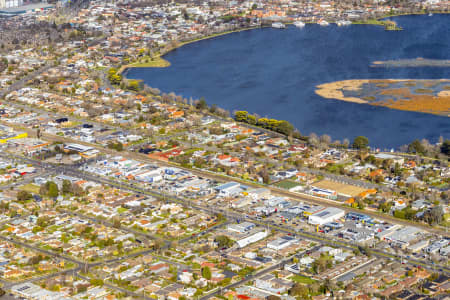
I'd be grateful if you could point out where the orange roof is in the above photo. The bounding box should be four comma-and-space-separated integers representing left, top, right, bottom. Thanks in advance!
201, 262, 215, 268
217, 154, 231, 160
358, 189, 377, 198
170, 111, 184, 118
369, 169, 383, 177
345, 198, 355, 204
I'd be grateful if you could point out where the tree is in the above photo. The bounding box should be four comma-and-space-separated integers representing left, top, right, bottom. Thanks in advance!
352, 136, 369, 149
36, 217, 48, 228
215, 235, 234, 248
90, 278, 104, 286
17, 190, 32, 202
202, 266, 211, 280
195, 97, 208, 110
29, 255, 44, 265
234, 111, 249, 122
289, 283, 309, 298
440, 139, 450, 156
107, 68, 122, 85
320, 134, 331, 145
62, 180, 72, 195
260, 167, 270, 184
424, 206, 443, 225
112, 217, 121, 228
47, 181, 59, 198
153, 238, 164, 252
408, 139, 426, 155
342, 138, 350, 148
127, 80, 140, 91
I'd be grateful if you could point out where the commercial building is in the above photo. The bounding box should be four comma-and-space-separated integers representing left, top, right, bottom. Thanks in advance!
0, 0, 23, 9
267, 236, 298, 251
236, 230, 268, 248
308, 207, 345, 225
378, 226, 422, 248
227, 222, 255, 233
215, 182, 244, 197
0, 2, 53, 16
64, 143, 94, 153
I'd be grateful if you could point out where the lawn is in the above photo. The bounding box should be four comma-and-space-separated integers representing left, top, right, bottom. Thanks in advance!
117, 207, 128, 214
20, 183, 40, 194
291, 275, 316, 284
274, 180, 301, 190
441, 213, 450, 227
120, 57, 170, 73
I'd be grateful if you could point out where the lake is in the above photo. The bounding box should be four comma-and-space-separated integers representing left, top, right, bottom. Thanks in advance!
125, 14, 450, 149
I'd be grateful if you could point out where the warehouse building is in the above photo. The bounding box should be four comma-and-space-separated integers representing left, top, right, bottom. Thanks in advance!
308, 207, 345, 225
236, 230, 268, 248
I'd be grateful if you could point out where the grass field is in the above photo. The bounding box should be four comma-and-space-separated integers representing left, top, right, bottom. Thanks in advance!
20, 183, 40, 194
312, 179, 367, 197
291, 274, 317, 284
274, 180, 301, 190
128, 56, 171, 68
119, 56, 170, 73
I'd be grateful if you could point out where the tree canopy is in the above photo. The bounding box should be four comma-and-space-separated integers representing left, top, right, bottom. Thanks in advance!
441, 139, 450, 156
234, 111, 295, 136
352, 136, 369, 149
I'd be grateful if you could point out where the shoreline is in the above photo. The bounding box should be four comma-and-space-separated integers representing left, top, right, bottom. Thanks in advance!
119, 26, 262, 75
120, 12, 449, 76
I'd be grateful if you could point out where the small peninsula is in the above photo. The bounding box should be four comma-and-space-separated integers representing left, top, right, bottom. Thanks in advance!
316, 79, 450, 117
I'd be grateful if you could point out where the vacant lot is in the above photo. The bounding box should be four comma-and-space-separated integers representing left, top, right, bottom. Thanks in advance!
290, 274, 317, 284
19, 183, 40, 194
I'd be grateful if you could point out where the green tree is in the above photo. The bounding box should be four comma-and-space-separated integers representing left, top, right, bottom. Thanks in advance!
17, 190, 32, 202
62, 180, 72, 195
36, 217, 48, 227
127, 80, 140, 91
276, 120, 294, 136
234, 111, 249, 122
215, 235, 234, 248
90, 278, 104, 286
202, 266, 212, 280
196, 97, 208, 110
352, 136, 369, 149
408, 139, 426, 155
289, 283, 309, 298
47, 181, 59, 198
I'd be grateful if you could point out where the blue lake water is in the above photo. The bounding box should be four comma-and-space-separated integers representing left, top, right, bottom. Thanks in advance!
126, 14, 450, 149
